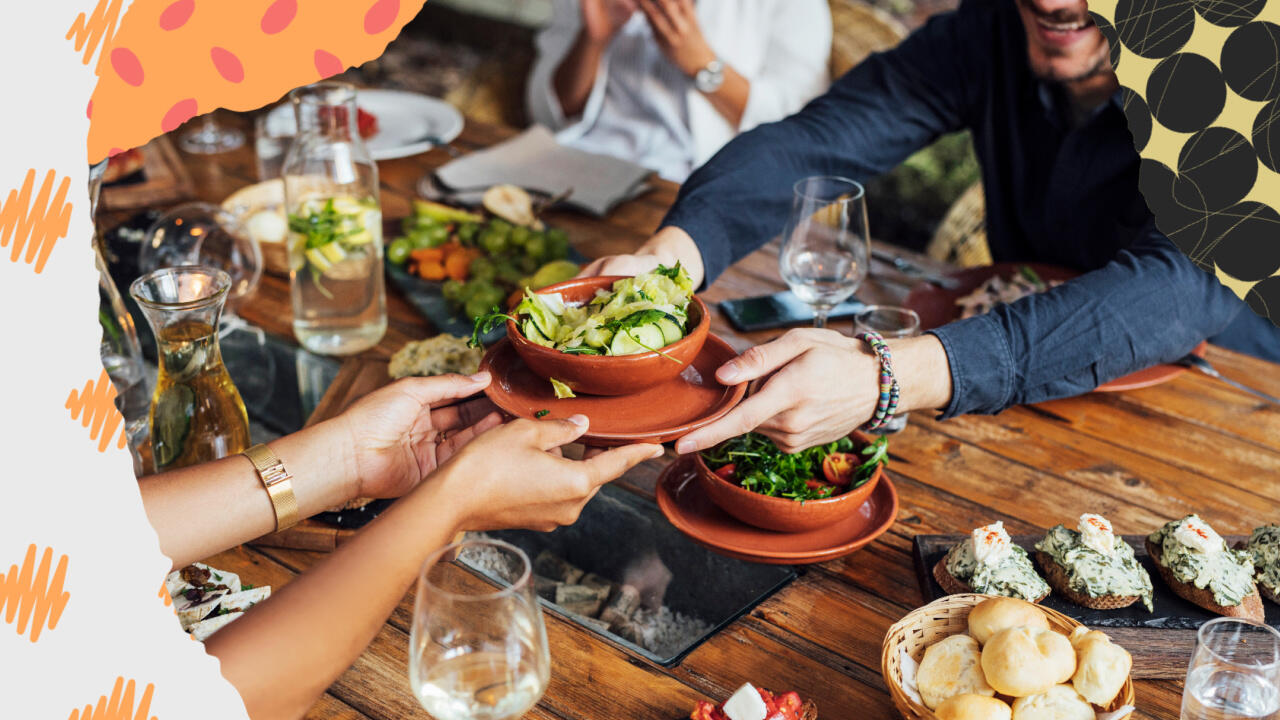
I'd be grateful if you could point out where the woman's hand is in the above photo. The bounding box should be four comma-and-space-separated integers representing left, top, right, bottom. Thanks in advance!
438, 415, 663, 532
578, 226, 706, 286
337, 373, 502, 500
638, 0, 715, 76
582, 0, 638, 45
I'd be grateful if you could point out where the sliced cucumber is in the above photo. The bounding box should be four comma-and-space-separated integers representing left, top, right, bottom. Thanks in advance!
522, 319, 554, 347
583, 326, 613, 348
610, 323, 666, 356
654, 317, 684, 345
318, 242, 348, 264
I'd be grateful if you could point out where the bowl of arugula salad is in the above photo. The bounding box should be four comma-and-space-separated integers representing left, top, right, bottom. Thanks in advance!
473, 264, 711, 396
695, 432, 888, 533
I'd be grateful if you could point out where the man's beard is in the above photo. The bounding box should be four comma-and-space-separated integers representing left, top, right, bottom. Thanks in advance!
1030, 40, 1112, 84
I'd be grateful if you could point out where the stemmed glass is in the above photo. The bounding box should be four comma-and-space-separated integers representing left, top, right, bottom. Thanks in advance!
411, 539, 551, 720
778, 176, 870, 328
1181, 617, 1280, 720
139, 203, 276, 415
180, 112, 245, 154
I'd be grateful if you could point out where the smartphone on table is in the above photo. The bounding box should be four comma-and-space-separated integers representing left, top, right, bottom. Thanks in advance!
719, 292, 868, 333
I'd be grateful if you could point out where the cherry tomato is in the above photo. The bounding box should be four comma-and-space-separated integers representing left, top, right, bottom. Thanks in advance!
822, 452, 859, 486
713, 463, 736, 480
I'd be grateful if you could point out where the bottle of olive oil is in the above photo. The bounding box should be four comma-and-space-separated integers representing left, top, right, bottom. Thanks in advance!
130, 267, 250, 471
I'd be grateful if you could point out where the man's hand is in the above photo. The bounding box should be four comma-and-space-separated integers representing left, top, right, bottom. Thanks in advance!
582, 0, 638, 45
676, 329, 882, 454
578, 226, 706, 285
638, 0, 715, 76
338, 373, 501, 500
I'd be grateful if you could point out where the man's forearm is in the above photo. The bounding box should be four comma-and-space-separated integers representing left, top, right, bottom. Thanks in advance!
553, 31, 608, 119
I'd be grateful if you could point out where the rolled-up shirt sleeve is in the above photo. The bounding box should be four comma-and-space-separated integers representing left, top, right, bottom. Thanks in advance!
929, 229, 1244, 417
526, 0, 610, 137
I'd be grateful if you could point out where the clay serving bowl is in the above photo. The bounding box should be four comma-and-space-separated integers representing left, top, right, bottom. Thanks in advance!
506, 275, 710, 396
692, 432, 884, 533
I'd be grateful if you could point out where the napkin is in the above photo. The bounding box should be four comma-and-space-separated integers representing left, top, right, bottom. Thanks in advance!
433, 125, 653, 217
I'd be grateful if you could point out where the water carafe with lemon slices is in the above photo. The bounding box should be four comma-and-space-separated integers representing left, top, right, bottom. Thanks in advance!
282, 81, 387, 355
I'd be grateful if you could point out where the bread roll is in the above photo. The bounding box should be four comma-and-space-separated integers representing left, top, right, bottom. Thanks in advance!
936, 694, 1013, 720
1010, 684, 1095, 720
980, 627, 1076, 697
917, 634, 995, 709
968, 597, 1050, 645
1069, 628, 1131, 706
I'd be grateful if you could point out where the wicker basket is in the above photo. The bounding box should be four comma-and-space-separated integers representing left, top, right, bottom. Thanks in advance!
881, 594, 1136, 720
925, 181, 992, 269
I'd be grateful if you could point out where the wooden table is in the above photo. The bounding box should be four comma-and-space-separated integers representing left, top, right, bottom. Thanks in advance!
135, 113, 1280, 720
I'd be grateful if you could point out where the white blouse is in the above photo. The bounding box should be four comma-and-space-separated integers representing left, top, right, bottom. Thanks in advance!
527, 0, 833, 182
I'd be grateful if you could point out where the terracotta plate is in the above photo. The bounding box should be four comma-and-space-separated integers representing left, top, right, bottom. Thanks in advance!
903, 262, 1208, 392
655, 458, 899, 565
480, 335, 748, 446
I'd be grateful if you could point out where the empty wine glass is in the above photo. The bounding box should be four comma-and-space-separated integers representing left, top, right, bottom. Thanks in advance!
139, 203, 275, 414
1182, 618, 1280, 720
180, 111, 245, 154
411, 539, 550, 720
778, 176, 870, 328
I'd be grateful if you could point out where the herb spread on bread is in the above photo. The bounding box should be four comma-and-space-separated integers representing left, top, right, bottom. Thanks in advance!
1148, 515, 1255, 607
945, 522, 1049, 601
1036, 521, 1154, 611
1247, 525, 1280, 598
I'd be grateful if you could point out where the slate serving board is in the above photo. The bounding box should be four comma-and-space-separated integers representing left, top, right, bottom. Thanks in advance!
385, 245, 589, 345
912, 534, 1280, 678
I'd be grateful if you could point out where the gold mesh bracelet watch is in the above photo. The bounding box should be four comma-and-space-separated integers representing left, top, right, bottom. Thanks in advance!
243, 444, 300, 532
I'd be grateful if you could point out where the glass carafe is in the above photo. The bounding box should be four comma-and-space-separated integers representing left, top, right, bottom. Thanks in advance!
282, 81, 386, 355
129, 266, 250, 471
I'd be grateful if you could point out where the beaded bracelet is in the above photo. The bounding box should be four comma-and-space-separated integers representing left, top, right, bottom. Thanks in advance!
857, 330, 901, 431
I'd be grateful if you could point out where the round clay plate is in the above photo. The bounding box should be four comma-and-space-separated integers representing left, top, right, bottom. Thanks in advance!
480, 334, 748, 446
655, 458, 899, 565
903, 262, 1208, 392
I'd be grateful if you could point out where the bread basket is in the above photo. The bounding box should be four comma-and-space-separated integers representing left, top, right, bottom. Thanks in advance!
881, 594, 1135, 720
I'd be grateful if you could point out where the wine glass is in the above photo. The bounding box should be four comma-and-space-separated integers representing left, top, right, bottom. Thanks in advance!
139, 203, 275, 415
854, 306, 921, 434
778, 176, 870, 328
411, 539, 551, 720
1182, 618, 1280, 720
180, 111, 245, 154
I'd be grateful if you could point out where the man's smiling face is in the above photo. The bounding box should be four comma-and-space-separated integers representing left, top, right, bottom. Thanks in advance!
1016, 0, 1113, 83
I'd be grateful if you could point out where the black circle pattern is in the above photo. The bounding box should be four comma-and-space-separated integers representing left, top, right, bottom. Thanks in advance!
1121, 87, 1152, 151
1140, 159, 1212, 271
1114, 0, 1196, 57
1148, 53, 1227, 132
1247, 276, 1280, 321
1192, 0, 1266, 26
1173, 127, 1257, 213
1255, 97, 1280, 173
1091, 12, 1123, 71
1208, 202, 1280, 281
1221, 22, 1280, 101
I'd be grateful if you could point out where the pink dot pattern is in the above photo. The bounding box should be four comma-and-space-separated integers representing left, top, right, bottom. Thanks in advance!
210, 47, 244, 83
160, 98, 198, 133
158, 0, 194, 31
109, 47, 144, 87
364, 0, 400, 35
260, 0, 297, 35
313, 49, 343, 78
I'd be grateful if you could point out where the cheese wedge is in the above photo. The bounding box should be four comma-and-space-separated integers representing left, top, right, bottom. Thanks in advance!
722, 683, 768, 720
188, 612, 243, 642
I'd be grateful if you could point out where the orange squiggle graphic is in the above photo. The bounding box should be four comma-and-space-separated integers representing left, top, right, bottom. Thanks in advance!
157, 583, 172, 608
68, 677, 157, 720
0, 544, 70, 643
66, 0, 125, 67
0, 169, 73, 274
66, 369, 129, 452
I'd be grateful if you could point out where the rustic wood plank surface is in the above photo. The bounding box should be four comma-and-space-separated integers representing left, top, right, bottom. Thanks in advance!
131, 111, 1280, 720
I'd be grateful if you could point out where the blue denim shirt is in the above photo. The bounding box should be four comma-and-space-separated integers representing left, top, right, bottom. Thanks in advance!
661, 0, 1278, 417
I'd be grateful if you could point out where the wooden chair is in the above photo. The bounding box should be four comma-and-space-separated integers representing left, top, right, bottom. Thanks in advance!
925, 181, 992, 267
828, 0, 909, 78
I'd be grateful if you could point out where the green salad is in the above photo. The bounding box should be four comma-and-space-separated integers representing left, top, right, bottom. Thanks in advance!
700, 432, 888, 502
471, 264, 695, 357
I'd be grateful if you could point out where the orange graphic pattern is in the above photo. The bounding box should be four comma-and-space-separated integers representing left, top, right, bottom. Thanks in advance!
1, 544, 70, 643
66, 0, 126, 68
67, 369, 130, 452
81, 0, 426, 162
68, 677, 158, 720
0, 169, 73, 274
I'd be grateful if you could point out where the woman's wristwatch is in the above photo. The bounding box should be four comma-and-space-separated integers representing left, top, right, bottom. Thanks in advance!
694, 57, 725, 93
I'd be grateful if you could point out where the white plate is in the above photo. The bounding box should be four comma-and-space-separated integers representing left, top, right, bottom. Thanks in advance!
265, 89, 464, 161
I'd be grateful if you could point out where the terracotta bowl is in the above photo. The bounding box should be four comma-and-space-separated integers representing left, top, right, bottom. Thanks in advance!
692, 433, 884, 533
506, 275, 710, 396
